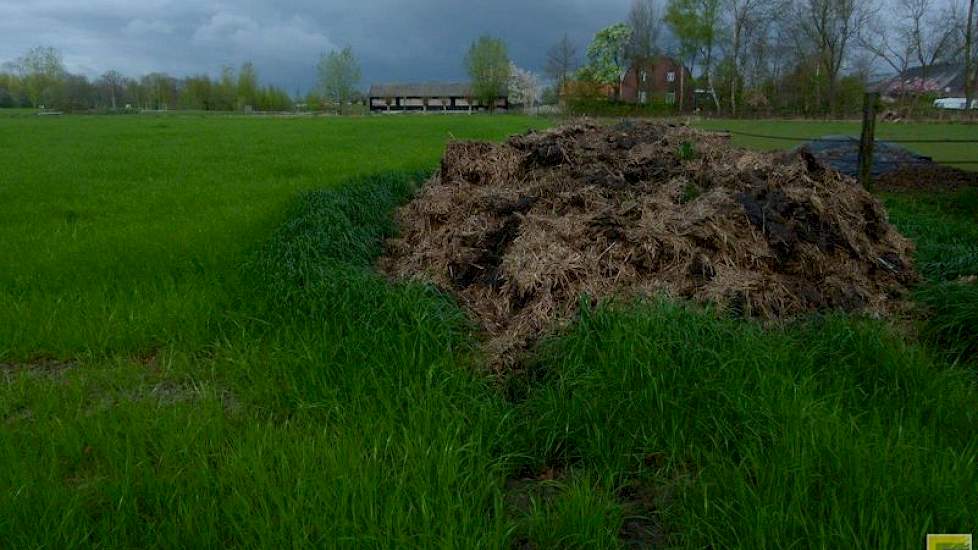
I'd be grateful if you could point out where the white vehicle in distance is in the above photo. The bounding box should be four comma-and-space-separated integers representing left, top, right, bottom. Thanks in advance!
933, 97, 978, 110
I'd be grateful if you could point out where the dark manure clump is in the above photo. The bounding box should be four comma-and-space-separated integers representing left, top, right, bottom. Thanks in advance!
380, 121, 917, 368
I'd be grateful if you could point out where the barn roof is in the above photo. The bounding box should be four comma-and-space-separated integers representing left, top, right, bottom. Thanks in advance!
368, 82, 506, 98
884, 63, 968, 95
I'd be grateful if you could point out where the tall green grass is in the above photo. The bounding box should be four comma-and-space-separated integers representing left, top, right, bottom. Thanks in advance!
0, 114, 550, 361
886, 190, 978, 362
2, 116, 977, 548
512, 302, 978, 548
1, 173, 517, 546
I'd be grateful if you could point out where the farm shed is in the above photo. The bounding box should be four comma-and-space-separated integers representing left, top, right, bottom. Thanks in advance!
368, 82, 508, 112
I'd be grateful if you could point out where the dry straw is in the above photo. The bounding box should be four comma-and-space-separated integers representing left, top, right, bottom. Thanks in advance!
381, 121, 917, 368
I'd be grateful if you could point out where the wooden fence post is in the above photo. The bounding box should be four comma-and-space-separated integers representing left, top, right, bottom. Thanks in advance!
858, 92, 879, 191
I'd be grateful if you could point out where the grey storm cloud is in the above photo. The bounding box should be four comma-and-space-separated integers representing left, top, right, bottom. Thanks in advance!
0, 0, 632, 92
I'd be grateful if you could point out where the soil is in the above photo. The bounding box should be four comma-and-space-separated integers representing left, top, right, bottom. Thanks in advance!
875, 164, 978, 192
381, 121, 917, 368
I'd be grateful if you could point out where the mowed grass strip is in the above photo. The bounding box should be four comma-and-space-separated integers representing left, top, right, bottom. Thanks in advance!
0, 114, 550, 361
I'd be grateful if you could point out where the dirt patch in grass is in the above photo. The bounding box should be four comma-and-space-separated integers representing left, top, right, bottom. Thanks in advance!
504, 463, 670, 549
876, 164, 978, 192
1, 359, 77, 382
504, 465, 568, 518
381, 121, 917, 367
616, 481, 668, 549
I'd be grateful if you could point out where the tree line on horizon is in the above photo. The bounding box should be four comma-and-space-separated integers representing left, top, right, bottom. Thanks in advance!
0, 39, 537, 115
1, 0, 975, 117
546, 0, 978, 116
0, 48, 296, 113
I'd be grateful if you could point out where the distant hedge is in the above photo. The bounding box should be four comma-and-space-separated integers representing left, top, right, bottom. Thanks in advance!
564, 99, 678, 117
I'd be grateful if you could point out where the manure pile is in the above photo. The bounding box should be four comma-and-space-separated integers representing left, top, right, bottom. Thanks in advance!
876, 164, 978, 192
381, 121, 917, 366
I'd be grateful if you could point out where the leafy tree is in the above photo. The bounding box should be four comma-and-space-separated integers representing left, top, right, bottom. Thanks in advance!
237, 62, 259, 110
13, 46, 65, 108
54, 74, 94, 112
305, 91, 324, 112
180, 75, 214, 110
665, 0, 722, 110
0, 71, 21, 107
215, 66, 237, 111
256, 85, 293, 111
585, 23, 633, 99
140, 73, 178, 110
541, 85, 560, 105
465, 35, 511, 112
318, 47, 361, 114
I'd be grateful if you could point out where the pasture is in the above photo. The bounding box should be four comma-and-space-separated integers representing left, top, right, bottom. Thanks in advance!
698, 118, 978, 168
1, 113, 976, 548
0, 113, 549, 359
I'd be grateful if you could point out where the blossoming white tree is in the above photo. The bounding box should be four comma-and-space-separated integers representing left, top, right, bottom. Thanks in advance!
508, 63, 542, 110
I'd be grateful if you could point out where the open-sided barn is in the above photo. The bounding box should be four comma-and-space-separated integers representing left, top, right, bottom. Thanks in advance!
368, 82, 508, 112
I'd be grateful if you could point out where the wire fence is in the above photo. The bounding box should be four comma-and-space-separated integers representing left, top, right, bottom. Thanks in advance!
722, 128, 978, 166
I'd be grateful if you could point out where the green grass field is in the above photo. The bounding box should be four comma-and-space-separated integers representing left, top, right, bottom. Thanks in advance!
1, 114, 976, 548
0, 114, 549, 359
697, 119, 978, 171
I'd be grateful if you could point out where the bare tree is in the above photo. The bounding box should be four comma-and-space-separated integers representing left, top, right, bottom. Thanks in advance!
725, 0, 767, 115
966, 0, 976, 113
546, 34, 579, 96
791, 0, 875, 115
97, 70, 125, 110
627, 0, 664, 63
628, 0, 665, 104
907, 0, 958, 88
740, 8, 781, 105
862, 0, 957, 114
860, 7, 916, 110
860, 10, 915, 76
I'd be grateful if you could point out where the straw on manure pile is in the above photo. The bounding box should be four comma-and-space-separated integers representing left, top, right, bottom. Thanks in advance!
381, 121, 917, 367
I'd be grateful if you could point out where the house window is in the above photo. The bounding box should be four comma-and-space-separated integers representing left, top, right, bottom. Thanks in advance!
641, 71, 648, 83
639, 91, 648, 104
667, 72, 676, 83
665, 92, 676, 105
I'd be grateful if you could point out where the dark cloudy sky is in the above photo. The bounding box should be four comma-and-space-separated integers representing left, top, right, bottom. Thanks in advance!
0, 1, 632, 93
